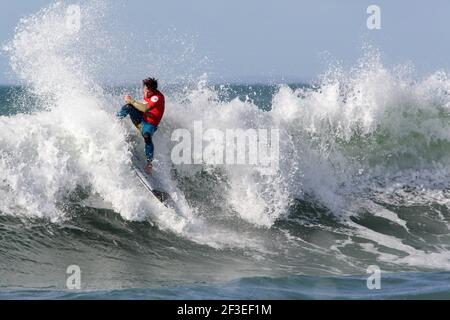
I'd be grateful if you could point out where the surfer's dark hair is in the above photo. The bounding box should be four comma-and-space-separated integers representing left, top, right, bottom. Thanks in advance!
143, 77, 158, 91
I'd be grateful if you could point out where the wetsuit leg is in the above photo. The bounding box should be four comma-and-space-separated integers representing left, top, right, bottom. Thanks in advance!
117, 104, 144, 128
141, 122, 158, 161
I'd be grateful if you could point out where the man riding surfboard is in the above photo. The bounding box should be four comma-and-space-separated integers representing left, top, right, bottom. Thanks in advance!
117, 77, 165, 174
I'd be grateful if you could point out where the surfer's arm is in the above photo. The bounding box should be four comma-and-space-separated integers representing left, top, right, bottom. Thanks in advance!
129, 99, 149, 112
124, 95, 149, 112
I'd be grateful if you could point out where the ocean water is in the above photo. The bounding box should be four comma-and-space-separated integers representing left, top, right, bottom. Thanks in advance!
1, 1, 450, 300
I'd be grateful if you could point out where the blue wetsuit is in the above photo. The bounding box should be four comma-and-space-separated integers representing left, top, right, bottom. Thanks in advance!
117, 104, 158, 161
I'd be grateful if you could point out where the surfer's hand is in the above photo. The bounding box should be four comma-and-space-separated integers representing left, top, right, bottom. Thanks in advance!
124, 95, 134, 104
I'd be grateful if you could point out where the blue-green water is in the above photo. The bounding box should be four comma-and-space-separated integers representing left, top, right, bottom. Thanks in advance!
2, 273, 450, 300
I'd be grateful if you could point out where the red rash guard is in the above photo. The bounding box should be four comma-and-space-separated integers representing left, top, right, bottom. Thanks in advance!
143, 91, 165, 126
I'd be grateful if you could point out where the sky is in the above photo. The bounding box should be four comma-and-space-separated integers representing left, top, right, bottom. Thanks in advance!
1, 0, 450, 84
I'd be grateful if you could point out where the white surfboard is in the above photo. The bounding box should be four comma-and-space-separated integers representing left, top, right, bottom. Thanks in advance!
131, 155, 175, 208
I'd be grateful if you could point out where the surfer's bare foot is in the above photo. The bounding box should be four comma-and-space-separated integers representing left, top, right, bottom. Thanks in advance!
144, 161, 153, 175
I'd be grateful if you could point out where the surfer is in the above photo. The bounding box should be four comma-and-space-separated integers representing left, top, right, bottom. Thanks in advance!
117, 77, 165, 174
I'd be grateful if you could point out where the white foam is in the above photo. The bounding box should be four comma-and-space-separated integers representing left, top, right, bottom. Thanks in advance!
0, 0, 269, 251
3, 0, 450, 267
